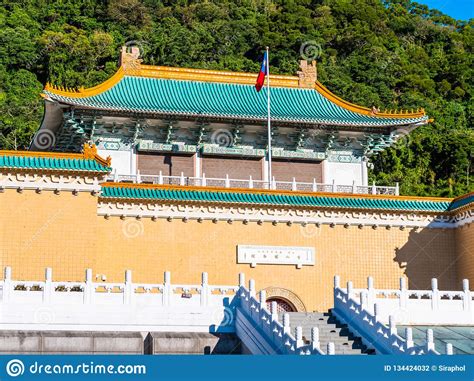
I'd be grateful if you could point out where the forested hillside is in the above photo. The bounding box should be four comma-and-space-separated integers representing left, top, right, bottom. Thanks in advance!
0, 0, 472, 196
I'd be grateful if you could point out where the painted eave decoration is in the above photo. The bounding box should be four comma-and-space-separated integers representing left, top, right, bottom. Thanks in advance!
42, 55, 429, 128
0, 144, 112, 173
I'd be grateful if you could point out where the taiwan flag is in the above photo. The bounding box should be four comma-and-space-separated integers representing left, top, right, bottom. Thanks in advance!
255, 51, 268, 92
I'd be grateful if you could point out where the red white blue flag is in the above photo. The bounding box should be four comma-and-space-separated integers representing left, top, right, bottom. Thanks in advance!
255, 51, 268, 92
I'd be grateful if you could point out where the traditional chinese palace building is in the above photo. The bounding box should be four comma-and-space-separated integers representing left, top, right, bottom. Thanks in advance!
0, 46, 472, 355
34, 46, 429, 190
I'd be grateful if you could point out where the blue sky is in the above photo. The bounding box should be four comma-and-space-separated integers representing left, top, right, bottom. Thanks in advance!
418, 0, 473, 20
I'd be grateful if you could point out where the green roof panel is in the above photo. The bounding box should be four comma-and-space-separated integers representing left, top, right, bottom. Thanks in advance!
100, 185, 453, 213
45, 76, 429, 128
0, 155, 110, 172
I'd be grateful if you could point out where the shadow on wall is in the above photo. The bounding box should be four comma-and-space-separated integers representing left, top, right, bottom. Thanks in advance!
144, 297, 243, 355
393, 227, 457, 290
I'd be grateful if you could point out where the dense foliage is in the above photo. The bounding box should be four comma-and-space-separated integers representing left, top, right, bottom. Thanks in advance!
0, 0, 472, 196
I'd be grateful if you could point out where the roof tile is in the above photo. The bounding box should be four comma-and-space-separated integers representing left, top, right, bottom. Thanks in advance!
45, 76, 428, 128
100, 185, 453, 213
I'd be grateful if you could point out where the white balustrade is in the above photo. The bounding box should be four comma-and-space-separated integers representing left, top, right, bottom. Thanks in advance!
0, 267, 239, 333
340, 276, 473, 325
2, 267, 462, 355
236, 278, 331, 355
106, 173, 398, 195
332, 275, 472, 355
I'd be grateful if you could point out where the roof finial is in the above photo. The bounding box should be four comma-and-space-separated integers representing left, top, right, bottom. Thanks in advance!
297, 60, 317, 88
120, 42, 142, 71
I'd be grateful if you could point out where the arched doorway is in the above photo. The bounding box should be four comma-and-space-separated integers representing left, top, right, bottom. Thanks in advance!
262, 287, 306, 312
266, 297, 297, 313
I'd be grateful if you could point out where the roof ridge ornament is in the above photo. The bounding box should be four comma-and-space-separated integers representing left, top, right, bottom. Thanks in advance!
298, 60, 317, 89
120, 44, 142, 72
82, 142, 112, 168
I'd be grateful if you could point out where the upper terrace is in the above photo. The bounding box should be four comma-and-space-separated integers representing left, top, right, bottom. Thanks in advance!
1, 146, 473, 219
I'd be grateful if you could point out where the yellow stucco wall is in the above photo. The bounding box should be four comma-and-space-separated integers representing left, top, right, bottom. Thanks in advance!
455, 222, 474, 285
0, 189, 99, 280
0, 188, 462, 311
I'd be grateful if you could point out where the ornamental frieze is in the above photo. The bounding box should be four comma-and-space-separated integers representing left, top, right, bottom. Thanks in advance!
138, 140, 197, 153
201, 144, 265, 157
97, 200, 471, 229
0, 172, 102, 194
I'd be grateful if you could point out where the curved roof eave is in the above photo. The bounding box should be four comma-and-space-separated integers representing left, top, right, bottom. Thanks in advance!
43, 64, 429, 128
43, 93, 429, 129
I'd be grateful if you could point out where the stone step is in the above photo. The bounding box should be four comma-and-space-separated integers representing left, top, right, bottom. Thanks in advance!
281, 310, 373, 355
301, 329, 359, 338
305, 335, 351, 342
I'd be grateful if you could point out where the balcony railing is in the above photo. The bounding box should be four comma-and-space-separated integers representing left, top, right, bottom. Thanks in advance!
106, 171, 399, 196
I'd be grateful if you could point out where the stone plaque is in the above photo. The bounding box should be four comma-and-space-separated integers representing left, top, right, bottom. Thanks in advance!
237, 245, 315, 269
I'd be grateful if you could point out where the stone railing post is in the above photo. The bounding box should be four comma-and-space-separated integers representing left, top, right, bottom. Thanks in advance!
431, 278, 439, 310
259, 289, 267, 310
346, 281, 353, 300
225, 174, 230, 188
43, 268, 53, 303
84, 269, 93, 304
327, 342, 335, 355
359, 290, 368, 311
352, 180, 356, 194
163, 271, 171, 306
180, 172, 185, 186
311, 327, 320, 350
426, 329, 435, 352
3, 267, 12, 303
249, 175, 253, 189
292, 177, 297, 191
371, 181, 376, 195
332, 179, 336, 193
405, 327, 414, 349
200, 272, 209, 307
295, 326, 304, 348
333, 275, 340, 307
462, 279, 471, 311
389, 315, 397, 336
312, 179, 317, 192
124, 270, 133, 305
249, 279, 256, 298
374, 302, 381, 323
238, 273, 245, 288
399, 277, 407, 310
282, 313, 291, 335
446, 343, 453, 355
270, 301, 278, 322
367, 276, 376, 314
113, 168, 118, 182
272, 176, 276, 190
136, 170, 141, 184
395, 182, 400, 196
202, 173, 206, 187
158, 170, 163, 185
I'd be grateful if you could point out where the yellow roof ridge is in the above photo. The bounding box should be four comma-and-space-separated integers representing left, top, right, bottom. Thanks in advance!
315, 81, 426, 119
45, 67, 126, 98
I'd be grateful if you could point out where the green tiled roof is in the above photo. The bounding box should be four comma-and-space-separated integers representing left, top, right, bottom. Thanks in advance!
45, 76, 428, 128
100, 185, 452, 213
448, 193, 474, 211
0, 155, 111, 172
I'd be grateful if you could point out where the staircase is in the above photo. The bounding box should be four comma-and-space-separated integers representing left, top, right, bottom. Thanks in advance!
280, 310, 375, 355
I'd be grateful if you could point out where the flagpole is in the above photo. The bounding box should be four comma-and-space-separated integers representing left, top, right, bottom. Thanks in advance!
266, 46, 272, 188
